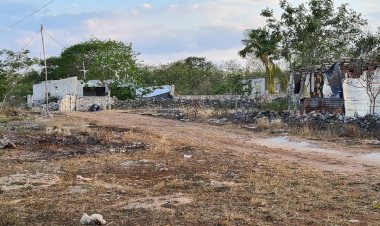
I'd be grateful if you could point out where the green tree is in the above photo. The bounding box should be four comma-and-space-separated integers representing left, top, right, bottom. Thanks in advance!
239, 27, 282, 94
352, 27, 380, 61
0, 49, 37, 110
47, 38, 140, 84
215, 60, 252, 95
150, 57, 223, 95
261, 0, 367, 69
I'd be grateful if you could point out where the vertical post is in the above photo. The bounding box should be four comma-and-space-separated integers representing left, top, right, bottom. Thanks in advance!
41, 24, 49, 115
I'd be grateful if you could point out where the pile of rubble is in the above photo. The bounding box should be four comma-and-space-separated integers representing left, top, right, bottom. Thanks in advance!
113, 96, 257, 110
155, 109, 185, 119
232, 110, 380, 136
282, 112, 380, 133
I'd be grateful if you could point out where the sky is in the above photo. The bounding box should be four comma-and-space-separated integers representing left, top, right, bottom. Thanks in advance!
0, 0, 379, 65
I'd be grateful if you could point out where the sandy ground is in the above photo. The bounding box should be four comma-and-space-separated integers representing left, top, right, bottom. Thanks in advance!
69, 110, 380, 176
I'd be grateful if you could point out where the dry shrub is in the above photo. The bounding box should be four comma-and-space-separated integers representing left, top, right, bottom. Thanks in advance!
153, 135, 172, 155
296, 124, 312, 137
256, 117, 270, 130
43, 117, 88, 136
250, 197, 267, 207
184, 106, 200, 119
2, 108, 19, 117
61, 162, 79, 185
339, 124, 361, 138
95, 128, 114, 144
271, 119, 284, 130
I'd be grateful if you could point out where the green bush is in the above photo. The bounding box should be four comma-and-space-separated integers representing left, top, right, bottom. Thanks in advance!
260, 98, 289, 111
110, 85, 135, 100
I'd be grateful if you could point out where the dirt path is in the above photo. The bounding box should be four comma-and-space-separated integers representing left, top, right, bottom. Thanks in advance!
68, 111, 380, 176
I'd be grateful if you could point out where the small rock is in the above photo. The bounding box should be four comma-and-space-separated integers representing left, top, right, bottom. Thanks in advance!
348, 219, 360, 223
80, 213, 106, 225
0, 138, 16, 150
184, 154, 192, 159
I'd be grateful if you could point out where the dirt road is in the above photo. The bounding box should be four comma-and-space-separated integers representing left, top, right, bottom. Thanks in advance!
69, 111, 380, 176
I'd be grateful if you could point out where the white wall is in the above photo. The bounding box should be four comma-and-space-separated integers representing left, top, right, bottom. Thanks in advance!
343, 69, 380, 117
249, 78, 266, 95
33, 77, 81, 102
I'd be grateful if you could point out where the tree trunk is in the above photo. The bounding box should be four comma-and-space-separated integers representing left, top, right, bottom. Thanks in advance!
0, 83, 17, 112
261, 55, 275, 94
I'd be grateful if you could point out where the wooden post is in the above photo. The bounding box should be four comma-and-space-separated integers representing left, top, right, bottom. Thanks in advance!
41, 24, 49, 115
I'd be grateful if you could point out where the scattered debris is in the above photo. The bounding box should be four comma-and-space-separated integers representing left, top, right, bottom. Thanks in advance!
80, 213, 106, 225
0, 137, 16, 149
90, 104, 101, 112
49, 102, 60, 111
207, 118, 229, 125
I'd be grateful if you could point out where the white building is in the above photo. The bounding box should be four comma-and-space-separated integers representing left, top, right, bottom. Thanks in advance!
246, 78, 282, 95
32, 77, 109, 105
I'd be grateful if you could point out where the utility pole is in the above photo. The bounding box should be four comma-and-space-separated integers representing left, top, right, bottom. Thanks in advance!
40, 24, 49, 115
79, 61, 88, 79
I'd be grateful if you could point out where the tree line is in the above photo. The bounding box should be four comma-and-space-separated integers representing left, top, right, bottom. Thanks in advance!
1, 0, 379, 106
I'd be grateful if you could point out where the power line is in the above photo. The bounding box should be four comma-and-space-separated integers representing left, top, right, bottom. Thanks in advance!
43, 28, 66, 48
19, 30, 41, 52
0, 0, 56, 33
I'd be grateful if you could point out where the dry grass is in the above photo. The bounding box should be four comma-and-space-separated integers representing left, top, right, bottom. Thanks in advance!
256, 117, 270, 130
0, 114, 379, 225
270, 118, 284, 130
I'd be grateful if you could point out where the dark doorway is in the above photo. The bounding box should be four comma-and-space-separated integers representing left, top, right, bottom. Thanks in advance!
83, 87, 106, 96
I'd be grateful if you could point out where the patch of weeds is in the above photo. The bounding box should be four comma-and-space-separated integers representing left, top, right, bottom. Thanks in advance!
374, 201, 380, 210
260, 98, 289, 111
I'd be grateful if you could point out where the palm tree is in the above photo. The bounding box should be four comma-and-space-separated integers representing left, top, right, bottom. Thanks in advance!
239, 27, 282, 94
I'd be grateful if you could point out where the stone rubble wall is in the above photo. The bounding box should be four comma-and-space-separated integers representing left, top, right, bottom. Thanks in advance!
77, 96, 114, 111
113, 95, 263, 110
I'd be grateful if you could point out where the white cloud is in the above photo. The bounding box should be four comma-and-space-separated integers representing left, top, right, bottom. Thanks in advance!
80, 0, 270, 65
143, 3, 152, 9
169, 4, 178, 9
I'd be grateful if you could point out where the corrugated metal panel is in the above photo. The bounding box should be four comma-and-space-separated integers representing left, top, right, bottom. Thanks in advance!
302, 98, 345, 114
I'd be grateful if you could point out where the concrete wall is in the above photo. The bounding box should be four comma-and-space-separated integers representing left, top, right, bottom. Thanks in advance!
59, 95, 76, 112
32, 77, 111, 105
248, 78, 266, 95
33, 77, 81, 103
76, 96, 114, 111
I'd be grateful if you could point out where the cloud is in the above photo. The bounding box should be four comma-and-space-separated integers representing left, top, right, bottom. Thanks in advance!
143, 3, 152, 9
78, 0, 273, 65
